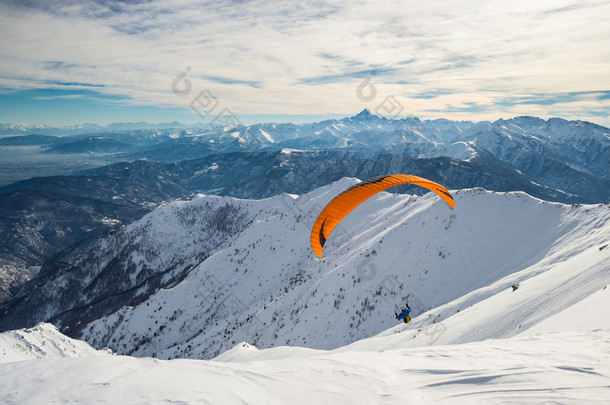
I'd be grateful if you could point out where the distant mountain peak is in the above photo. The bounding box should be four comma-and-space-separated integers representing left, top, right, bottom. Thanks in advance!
353, 108, 375, 119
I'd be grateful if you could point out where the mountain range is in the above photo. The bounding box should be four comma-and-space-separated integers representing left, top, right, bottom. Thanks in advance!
1, 180, 608, 360
1, 113, 609, 401
2, 111, 609, 180
0, 111, 608, 303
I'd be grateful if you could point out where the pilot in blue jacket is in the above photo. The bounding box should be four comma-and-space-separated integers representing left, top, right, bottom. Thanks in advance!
395, 304, 411, 324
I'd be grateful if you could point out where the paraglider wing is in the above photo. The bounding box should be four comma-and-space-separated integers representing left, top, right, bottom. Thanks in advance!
310, 174, 454, 258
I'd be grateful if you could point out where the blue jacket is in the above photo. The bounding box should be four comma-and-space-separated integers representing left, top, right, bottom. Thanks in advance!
395, 306, 411, 321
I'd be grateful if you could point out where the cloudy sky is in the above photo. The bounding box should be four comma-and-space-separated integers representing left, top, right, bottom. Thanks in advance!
0, 0, 609, 126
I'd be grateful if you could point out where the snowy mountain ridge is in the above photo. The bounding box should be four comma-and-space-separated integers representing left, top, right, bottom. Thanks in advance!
0, 121, 189, 137
0, 196, 257, 332
164, 113, 610, 180
0, 180, 609, 404
0, 323, 112, 364
2, 113, 608, 182
66, 179, 610, 360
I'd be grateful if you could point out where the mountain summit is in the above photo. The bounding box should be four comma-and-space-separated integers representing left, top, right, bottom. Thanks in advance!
353, 108, 375, 119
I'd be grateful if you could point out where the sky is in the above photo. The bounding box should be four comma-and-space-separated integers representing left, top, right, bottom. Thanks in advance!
0, 0, 609, 127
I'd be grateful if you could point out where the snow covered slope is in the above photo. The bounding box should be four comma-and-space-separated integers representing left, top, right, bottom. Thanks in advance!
0, 323, 111, 364
1, 179, 609, 404
0, 329, 608, 404
78, 179, 610, 359
0, 196, 256, 332
520, 284, 610, 335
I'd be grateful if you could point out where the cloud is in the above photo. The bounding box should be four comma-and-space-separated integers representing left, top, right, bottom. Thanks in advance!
497, 91, 610, 107
206, 76, 261, 88
411, 89, 455, 100
0, 0, 608, 125
298, 68, 398, 85
43, 61, 80, 71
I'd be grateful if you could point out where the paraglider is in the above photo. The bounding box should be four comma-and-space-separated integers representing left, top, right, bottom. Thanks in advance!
395, 303, 412, 324
310, 174, 455, 258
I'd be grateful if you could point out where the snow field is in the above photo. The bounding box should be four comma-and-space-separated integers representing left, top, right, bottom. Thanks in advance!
0, 330, 608, 404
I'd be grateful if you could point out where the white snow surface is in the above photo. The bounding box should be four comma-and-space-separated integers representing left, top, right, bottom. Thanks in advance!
1, 180, 609, 403
0, 329, 608, 404
520, 285, 610, 336
0, 323, 112, 364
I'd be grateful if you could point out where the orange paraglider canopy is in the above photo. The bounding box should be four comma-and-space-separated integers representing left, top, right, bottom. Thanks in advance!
310, 174, 454, 258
